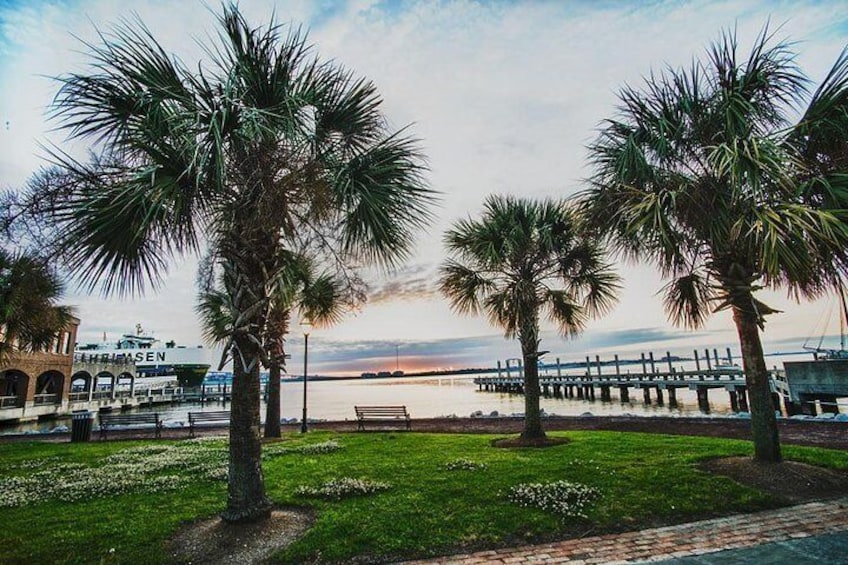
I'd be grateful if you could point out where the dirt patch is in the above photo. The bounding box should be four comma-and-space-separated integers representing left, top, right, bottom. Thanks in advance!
701, 456, 848, 503
491, 435, 570, 448
166, 508, 314, 564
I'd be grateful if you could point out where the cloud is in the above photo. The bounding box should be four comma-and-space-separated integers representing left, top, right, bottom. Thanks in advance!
2, 0, 847, 374
295, 326, 718, 375
365, 263, 440, 304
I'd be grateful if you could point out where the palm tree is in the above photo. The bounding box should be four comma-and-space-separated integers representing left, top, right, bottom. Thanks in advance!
199, 252, 344, 438
45, 5, 434, 522
263, 262, 344, 438
439, 196, 619, 441
579, 28, 848, 462
0, 249, 74, 365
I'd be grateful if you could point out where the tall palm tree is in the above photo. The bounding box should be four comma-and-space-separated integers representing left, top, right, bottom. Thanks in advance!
45, 5, 434, 522
263, 262, 344, 438
439, 196, 619, 440
579, 28, 848, 462
199, 251, 344, 438
0, 249, 74, 365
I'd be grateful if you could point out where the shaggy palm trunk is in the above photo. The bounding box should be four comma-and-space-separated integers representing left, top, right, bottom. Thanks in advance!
264, 361, 282, 438
519, 313, 545, 440
223, 337, 273, 522
732, 303, 782, 463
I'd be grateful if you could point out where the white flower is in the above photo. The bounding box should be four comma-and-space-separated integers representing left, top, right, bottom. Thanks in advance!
507, 480, 600, 519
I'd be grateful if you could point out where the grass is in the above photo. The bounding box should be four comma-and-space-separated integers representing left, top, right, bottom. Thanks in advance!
1, 431, 846, 564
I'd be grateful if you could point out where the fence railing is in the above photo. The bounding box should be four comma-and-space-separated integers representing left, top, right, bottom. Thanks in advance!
0, 396, 19, 409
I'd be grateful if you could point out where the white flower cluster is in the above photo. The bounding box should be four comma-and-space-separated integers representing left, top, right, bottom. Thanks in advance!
0, 441, 228, 508
295, 477, 390, 500
444, 458, 488, 471
104, 442, 227, 477
263, 439, 343, 458
507, 480, 600, 519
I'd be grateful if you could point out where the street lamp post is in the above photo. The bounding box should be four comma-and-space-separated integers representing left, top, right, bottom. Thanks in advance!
300, 319, 313, 433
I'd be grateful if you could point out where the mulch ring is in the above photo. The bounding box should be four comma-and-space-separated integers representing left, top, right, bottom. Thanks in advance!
701, 456, 848, 503
166, 507, 314, 565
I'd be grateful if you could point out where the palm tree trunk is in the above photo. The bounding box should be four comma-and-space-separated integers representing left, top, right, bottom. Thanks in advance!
264, 361, 282, 438
731, 305, 782, 463
222, 338, 273, 522
519, 313, 545, 440
264, 309, 289, 439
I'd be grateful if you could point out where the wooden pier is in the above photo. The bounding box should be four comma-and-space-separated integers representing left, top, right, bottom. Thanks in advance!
477, 349, 766, 413
474, 369, 753, 412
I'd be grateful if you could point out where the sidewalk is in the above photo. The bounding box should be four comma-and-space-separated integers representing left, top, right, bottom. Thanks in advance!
406, 497, 848, 564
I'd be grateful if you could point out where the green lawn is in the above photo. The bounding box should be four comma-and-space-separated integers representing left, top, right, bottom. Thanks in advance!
1, 431, 846, 564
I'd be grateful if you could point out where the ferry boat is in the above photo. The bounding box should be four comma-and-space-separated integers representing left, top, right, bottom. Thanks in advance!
75, 324, 211, 387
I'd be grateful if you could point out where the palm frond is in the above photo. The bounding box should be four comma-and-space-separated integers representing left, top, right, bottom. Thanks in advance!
660, 272, 715, 329
438, 260, 494, 316
0, 249, 75, 363
542, 289, 586, 338
335, 132, 436, 268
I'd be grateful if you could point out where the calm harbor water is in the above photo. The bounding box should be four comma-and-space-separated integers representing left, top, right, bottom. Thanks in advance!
5, 351, 843, 435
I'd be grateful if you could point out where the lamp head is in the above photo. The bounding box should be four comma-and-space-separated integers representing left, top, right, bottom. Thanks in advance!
300, 318, 313, 336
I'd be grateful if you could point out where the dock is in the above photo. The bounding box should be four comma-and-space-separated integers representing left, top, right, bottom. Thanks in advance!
478, 348, 848, 415
477, 349, 772, 413
475, 369, 752, 412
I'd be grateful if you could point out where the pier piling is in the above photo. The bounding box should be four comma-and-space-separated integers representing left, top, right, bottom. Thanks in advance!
737, 387, 748, 411
696, 387, 710, 412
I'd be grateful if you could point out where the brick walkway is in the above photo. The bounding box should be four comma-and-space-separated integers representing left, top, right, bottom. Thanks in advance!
405, 497, 848, 564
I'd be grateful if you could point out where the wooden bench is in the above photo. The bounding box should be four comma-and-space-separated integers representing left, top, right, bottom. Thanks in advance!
188, 411, 230, 437
354, 405, 411, 431
99, 412, 162, 440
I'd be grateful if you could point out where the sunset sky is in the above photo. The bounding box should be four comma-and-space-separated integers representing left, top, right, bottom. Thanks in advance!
2, 0, 848, 375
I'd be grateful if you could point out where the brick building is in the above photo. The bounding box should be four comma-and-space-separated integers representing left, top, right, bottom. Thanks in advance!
0, 317, 80, 419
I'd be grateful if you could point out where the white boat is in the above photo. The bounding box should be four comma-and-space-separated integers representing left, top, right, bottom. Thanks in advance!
75, 324, 211, 387
804, 284, 848, 360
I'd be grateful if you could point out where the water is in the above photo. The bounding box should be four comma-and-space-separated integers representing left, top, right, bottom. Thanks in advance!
5, 351, 845, 435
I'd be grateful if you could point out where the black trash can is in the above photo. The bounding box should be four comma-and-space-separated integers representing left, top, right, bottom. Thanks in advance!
70, 411, 94, 442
